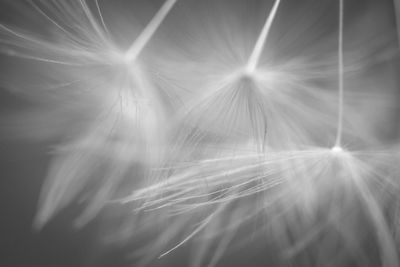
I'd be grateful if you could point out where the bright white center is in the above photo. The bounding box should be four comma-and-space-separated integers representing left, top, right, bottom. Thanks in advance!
331, 146, 343, 153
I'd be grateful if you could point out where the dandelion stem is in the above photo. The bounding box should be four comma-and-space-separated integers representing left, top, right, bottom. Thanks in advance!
246, 0, 282, 73
125, 0, 177, 62
334, 0, 344, 147
394, 0, 400, 48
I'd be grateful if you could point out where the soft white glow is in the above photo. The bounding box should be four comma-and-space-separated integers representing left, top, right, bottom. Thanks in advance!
331, 145, 344, 154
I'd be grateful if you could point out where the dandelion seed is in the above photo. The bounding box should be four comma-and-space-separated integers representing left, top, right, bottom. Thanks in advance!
166, 0, 358, 156
0, 0, 179, 228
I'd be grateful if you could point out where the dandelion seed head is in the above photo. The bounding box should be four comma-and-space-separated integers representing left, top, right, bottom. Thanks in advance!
1, 0, 399, 266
